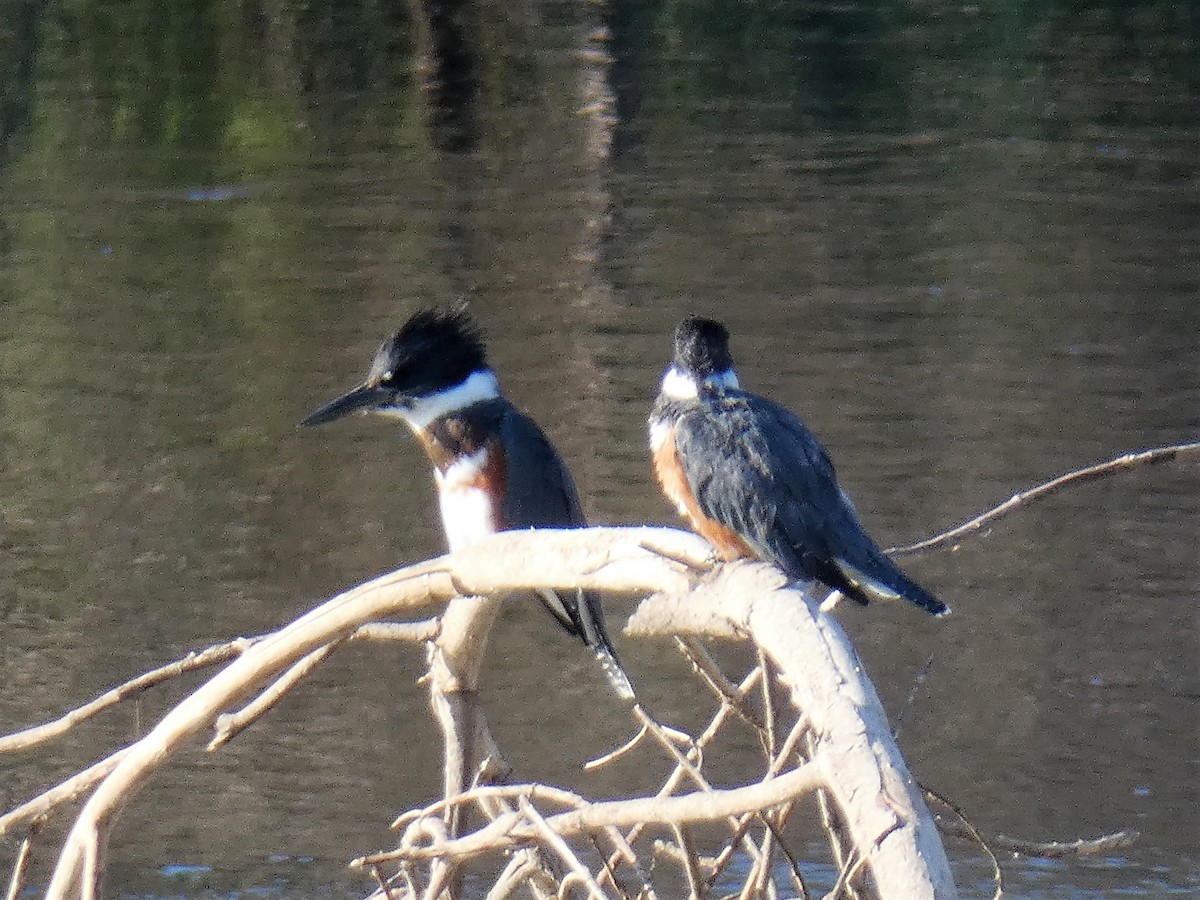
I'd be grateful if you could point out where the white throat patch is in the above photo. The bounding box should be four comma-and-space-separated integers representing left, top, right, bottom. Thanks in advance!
377, 369, 501, 431
660, 366, 739, 401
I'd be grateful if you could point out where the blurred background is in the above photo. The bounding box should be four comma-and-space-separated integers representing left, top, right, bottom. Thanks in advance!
0, 0, 1196, 896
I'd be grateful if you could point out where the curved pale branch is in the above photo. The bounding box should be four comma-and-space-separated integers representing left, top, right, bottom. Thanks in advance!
0, 640, 254, 754
39, 527, 712, 900
0, 622, 441, 761
0, 750, 132, 838
629, 561, 958, 898
358, 763, 821, 866
889, 441, 1200, 558
23, 526, 958, 899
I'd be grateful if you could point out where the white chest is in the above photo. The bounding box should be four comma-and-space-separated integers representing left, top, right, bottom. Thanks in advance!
434, 448, 501, 551
437, 487, 499, 551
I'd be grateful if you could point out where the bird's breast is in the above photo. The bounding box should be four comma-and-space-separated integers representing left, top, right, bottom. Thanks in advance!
434, 444, 508, 551
650, 420, 755, 562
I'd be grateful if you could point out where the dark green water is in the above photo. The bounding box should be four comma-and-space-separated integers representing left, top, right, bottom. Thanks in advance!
1, 1, 1197, 896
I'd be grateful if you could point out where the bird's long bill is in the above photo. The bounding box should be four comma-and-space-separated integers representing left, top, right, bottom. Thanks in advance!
299, 383, 393, 426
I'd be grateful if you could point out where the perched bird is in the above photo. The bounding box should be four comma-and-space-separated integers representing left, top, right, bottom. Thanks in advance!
302, 308, 635, 699
649, 317, 948, 617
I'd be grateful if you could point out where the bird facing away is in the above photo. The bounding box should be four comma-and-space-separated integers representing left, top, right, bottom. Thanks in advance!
649, 317, 948, 617
301, 308, 635, 699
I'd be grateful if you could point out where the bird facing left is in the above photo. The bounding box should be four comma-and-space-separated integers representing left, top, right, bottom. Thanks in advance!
301, 307, 636, 701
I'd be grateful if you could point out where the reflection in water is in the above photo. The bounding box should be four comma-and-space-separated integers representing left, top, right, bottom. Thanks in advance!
415, 0, 479, 154
1, 1, 1197, 896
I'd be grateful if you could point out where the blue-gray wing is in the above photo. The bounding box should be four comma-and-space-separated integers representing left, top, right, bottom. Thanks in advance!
497, 407, 588, 531
673, 392, 859, 585
674, 391, 947, 616
497, 407, 635, 698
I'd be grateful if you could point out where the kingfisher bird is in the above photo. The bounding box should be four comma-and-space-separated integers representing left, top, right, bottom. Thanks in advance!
301, 308, 635, 699
649, 317, 948, 617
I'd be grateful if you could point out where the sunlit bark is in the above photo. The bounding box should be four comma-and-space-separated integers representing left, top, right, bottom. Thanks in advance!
2, 527, 959, 900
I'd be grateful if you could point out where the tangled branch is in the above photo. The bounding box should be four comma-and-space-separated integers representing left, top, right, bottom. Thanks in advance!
8, 430, 1181, 898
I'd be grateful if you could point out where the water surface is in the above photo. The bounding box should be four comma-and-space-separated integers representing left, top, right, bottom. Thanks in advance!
1, 2, 1197, 896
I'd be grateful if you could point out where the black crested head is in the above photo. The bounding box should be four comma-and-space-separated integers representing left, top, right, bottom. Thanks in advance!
370, 306, 489, 397
673, 317, 735, 379
299, 307, 491, 427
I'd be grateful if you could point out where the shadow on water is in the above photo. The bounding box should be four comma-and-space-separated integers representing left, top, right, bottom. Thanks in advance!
1, 1, 1197, 896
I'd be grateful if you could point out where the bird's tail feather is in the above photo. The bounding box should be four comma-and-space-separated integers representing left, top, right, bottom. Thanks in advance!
577, 588, 637, 701
538, 588, 637, 700
594, 647, 636, 701
833, 558, 949, 617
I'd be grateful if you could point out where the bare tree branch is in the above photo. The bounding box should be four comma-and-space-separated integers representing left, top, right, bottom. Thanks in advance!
0, 640, 253, 754
4, 821, 40, 900
629, 561, 957, 898
0, 621, 438, 758
9, 527, 966, 899
208, 639, 345, 751
34, 529, 711, 899
889, 441, 1200, 558
991, 829, 1140, 859
359, 764, 822, 866
0, 749, 131, 838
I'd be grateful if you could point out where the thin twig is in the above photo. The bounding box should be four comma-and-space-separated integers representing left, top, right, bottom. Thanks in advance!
925, 788, 1002, 899
585, 825, 643, 898
759, 648, 777, 760
208, 639, 346, 750
485, 852, 542, 900
670, 653, 807, 885
395, 864, 419, 900
652, 838, 717, 872
703, 715, 809, 892
520, 797, 608, 900
5, 820, 41, 900
889, 441, 1200, 558
600, 669, 761, 889
0, 622, 436, 758
391, 784, 585, 832
585, 831, 639, 900
773, 717, 811, 772
0, 748, 132, 838
992, 829, 1139, 859
631, 702, 776, 881
368, 864, 399, 900
673, 825, 705, 900
0, 640, 254, 753
675, 638, 768, 735
632, 705, 706, 793
772, 800, 809, 900
585, 724, 649, 770
824, 848, 868, 900
736, 825, 772, 900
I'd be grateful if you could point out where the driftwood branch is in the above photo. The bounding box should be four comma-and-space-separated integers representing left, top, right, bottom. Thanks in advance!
629, 561, 957, 898
25, 528, 710, 899
889, 440, 1200, 557
5, 526, 965, 899
0, 640, 254, 754
2, 621, 438, 759
5, 437, 1178, 897
363, 763, 822, 865
991, 829, 1140, 858
0, 749, 132, 838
